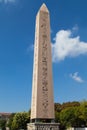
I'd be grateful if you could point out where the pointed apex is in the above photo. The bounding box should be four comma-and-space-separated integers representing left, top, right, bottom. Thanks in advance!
40, 3, 49, 13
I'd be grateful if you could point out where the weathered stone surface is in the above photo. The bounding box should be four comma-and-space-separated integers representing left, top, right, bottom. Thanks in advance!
31, 3, 54, 120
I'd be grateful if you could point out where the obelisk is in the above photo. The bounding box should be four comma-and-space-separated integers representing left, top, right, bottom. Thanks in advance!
31, 3, 54, 122
27, 3, 59, 130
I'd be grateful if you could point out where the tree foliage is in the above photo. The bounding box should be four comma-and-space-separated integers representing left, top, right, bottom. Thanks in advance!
6, 113, 15, 130
55, 101, 87, 129
11, 112, 30, 130
0, 120, 6, 130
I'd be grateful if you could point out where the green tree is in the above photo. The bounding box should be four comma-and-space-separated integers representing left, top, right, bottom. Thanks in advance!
79, 101, 87, 126
61, 101, 80, 110
11, 112, 30, 130
0, 120, 6, 130
60, 107, 76, 128
55, 111, 60, 123
55, 103, 62, 112
6, 113, 15, 130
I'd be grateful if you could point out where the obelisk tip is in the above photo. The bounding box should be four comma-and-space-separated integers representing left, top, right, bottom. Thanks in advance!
39, 3, 49, 13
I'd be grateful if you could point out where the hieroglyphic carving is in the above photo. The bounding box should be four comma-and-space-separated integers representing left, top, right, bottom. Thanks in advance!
31, 4, 55, 120
41, 12, 49, 116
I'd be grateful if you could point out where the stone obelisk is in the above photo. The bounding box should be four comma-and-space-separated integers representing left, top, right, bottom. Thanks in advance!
31, 3, 54, 122
27, 3, 59, 130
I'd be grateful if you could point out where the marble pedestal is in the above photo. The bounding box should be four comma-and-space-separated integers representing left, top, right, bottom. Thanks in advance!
27, 123, 59, 130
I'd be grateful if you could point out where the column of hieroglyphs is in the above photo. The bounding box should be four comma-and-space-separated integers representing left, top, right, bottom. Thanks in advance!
31, 3, 55, 121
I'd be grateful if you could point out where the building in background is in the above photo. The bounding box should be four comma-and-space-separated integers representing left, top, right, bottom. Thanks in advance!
0, 113, 11, 120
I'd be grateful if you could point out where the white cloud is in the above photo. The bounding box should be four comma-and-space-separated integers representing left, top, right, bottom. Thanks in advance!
70, 72, 84, 83
52, 29, 87, 62
0, 0, 15, 3
72, 24, 79, 32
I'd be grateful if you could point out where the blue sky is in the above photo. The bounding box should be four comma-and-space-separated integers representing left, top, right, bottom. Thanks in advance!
0, 0, 87, 112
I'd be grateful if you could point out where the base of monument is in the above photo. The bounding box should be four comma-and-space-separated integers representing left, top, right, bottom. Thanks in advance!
27, 123, 60, 130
